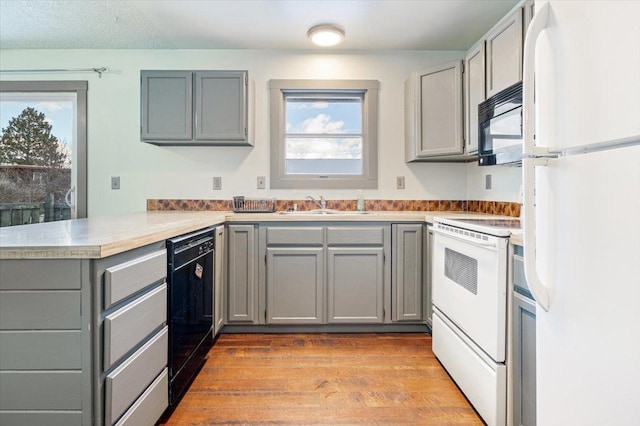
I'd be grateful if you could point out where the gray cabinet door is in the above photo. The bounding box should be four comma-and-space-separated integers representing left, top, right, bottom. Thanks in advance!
214, 225, 225, 335
266, 247, 324, 324
392, 224, 423, 322
464, 41, 486, 155
486, 9, 523, 97
405, 60, 463, 159
513, 291, 537, 426
327, 247, 384, 323
194, 71, 248, 144
140, 71, 193, 141
227, 224, 258, 323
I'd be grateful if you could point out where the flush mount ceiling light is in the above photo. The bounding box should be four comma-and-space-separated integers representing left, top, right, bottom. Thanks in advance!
307, 24, 345, 47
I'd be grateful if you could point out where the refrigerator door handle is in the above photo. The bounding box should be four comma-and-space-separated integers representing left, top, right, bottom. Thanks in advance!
523, 158, 551, 312
523, 2, 551, 157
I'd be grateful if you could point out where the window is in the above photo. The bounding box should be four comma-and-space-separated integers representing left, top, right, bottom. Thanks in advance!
270, 80, 379, 189
1, 81, 88, 224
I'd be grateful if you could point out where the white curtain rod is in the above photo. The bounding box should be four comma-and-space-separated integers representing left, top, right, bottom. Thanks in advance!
0, 67, 108, 78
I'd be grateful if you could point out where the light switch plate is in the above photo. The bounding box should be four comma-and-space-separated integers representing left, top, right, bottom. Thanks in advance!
396, 176, 405, 190
485, 174, 492, 190
213, 177, 222, 190
111, 176, 120, 190
257, 176, 266, 189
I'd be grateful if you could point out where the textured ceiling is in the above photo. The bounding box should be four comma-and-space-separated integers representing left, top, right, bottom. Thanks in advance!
0, 0, 520, 50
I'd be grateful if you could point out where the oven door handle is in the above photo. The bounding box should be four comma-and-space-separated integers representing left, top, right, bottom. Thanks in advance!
432, 227, 500, 249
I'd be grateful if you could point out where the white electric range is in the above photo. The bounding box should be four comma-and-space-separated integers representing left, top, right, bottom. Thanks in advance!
431, 215, 521, 426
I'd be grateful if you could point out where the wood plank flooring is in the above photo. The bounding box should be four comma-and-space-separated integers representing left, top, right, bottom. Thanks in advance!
159, 333, 483, 425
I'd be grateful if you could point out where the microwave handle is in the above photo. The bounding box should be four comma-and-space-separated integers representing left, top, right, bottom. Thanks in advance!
523, 2, 550, 157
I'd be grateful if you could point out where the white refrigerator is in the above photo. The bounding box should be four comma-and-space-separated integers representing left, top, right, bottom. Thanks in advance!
522, 1, 640, 425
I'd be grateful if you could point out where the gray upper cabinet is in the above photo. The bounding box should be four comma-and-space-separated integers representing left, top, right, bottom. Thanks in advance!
405, 60, 464, 161
141, 71, 193, 141
392, 224, 423, 322
464, 41, 486, 155
227, 224, 259, 323
141, 70, 252, 146
194, 71, 248, 142
486, 8, 523, 97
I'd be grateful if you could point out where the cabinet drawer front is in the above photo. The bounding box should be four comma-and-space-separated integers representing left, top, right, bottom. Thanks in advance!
104, 249, 167, 309
0, 371, 82, 410
0, 330, 81, 370
0, 291, 80, 330
0, 411, 81, 426
0, 259, 81, 290
103, 285, 167, 370
114, 368, 168, 426
266, 227, 323, 246
105, 327, 168, 425
327, 226, 385, 246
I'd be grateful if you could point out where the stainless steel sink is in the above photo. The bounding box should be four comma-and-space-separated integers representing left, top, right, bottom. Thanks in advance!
277, 209, 370, 215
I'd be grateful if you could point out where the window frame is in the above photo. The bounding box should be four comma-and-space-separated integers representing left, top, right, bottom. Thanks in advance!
269, 79, 379, 189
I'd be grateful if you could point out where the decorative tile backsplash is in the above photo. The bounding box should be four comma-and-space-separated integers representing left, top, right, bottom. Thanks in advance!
148, 198, 521, 217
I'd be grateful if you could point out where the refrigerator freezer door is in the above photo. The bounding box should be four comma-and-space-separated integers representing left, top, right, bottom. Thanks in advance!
535, 1, 640, 152
535, 145, 640, 425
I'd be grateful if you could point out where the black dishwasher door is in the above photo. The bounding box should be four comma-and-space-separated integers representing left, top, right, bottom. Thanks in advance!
167, 227, 214, 405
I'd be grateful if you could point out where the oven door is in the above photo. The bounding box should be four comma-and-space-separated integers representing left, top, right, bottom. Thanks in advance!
432, 224, 508, 362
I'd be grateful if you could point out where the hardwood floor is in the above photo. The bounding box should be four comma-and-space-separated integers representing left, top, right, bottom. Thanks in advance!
159, 333, 483, 425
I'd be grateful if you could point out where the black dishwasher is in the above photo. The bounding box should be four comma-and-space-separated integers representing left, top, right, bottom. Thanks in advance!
167, 227, 214, 406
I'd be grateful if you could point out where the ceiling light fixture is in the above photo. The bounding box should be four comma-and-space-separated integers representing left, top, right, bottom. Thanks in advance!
307, 24, 345, 47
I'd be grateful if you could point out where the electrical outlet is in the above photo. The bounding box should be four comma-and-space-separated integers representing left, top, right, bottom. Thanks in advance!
212, 177, 222, 190
396, 176, 405, 190
257, 176, 266, 189
111, 176, 120, 190
485, 174, 492, 190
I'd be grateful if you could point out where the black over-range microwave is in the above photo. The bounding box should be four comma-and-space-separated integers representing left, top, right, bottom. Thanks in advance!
478, 81, 523, 166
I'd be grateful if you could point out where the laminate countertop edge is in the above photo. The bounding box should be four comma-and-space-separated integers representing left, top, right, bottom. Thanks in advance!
0, 210, 523, 259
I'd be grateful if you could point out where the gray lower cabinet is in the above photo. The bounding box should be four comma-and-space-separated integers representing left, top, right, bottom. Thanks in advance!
94, 242, 168, 426
227, 224, 259, 323
512, 248, 537, 426
392, 224, 424, 322
141, 70, 251, 146
266, 247, 324, 324
214, 225, 226, 335
0, 259, 89, 426
327, 247, 385, 323
0, 241, 169, 426
326, 226, 387, 324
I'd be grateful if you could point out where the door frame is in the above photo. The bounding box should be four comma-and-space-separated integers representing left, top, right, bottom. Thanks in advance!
0, 81, 88, 218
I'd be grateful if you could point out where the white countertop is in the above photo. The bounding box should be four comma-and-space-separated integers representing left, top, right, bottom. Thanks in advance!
0, 210, 521, 259
0, 211, 227, 259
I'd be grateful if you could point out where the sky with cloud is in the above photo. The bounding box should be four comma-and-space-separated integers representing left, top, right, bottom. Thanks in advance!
285, 98, 362, 159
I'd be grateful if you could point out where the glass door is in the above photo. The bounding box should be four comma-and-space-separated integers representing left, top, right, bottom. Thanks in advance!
0, 84, 86, 226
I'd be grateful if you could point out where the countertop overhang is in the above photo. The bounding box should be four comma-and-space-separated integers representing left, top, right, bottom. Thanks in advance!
0, 210, 520, 259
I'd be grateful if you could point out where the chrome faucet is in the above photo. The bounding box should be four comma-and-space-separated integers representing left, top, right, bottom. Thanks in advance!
306, 195, 327, 209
